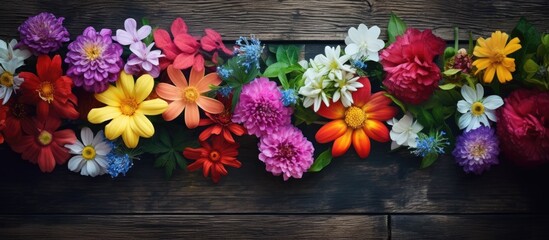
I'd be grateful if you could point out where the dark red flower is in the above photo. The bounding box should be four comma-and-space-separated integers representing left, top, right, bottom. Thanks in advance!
198, 95, 246, 143
0, 105, 7, 144
2, 97, 35, 141
184, 136, 241, 183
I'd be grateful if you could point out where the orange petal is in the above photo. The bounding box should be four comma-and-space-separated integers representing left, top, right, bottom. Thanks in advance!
352, 129, 371, 158
162, 101, 186, 121
199, 126, 214, 141
317, 101, 345, 120
315, 120, 348, 143
222, 129, 235, 143
156, 83, 182, 101
352, 77, 372, 107
228, 123, 246, 136
189, 65, 205, 87
197, 96, 224, 114
196, 73, 222, 93
363, 120, 390, 142
332, 129, 352, 157
366, 107, 397, 121
362, 92, 392, 113
187, 158, 206, 171
167, 65, 188, 88
184, 103, 200, 129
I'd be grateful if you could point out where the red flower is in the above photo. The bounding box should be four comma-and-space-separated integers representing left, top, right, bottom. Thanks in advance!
201, 29, 233, 56
154, 18, 204, 71
0, 105, 7, 144
198, 96, 246, 143
381, 28, 445, 105
497, 89, 549, 167
2, 97, 35, 141
10, 115, 76, 172
19, 55, 79, 120
184, 136, 241, 183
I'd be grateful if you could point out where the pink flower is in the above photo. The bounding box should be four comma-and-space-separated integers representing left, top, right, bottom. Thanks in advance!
125, 42, 164, 78
497, 89, 549, 167
153, 18, 204, 71
259, 125, 314, 181
112, 18, 151, 47
232, 78, 292, 137
201, 29, 233, 55
381, 28, 445, 104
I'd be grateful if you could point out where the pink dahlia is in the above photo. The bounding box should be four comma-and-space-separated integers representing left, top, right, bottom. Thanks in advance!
497, 89, 549, 167
17, 12, 70, 54
65, 27, 123, 93
232, 78, 292, 137
381, 28, 445, 104
258, 125, 314, 181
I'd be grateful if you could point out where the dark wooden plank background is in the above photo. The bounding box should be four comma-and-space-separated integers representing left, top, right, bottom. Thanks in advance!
1, 0, 549, 239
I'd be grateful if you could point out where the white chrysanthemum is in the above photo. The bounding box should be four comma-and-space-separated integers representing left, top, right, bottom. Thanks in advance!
315, 45, 354, 80
332, 72, 363, 107
344, 24, 385, 62
387, 113, 424, 150
0, 59, 25, 105
457, 83, 504, 132
0, 39, 31, 66
65, 127, 112, 177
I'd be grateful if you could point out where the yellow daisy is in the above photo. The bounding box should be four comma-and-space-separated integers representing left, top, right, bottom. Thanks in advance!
88, 71, 168, 148
472, 31, 521, 83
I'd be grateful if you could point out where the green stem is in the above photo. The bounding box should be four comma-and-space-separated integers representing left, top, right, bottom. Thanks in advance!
454, 27, 459, 51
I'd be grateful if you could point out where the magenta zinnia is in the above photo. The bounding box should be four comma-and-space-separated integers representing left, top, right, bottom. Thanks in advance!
17, 12, 70, 54
65, 27, 123, 93
232, 77, 292, 137
259, 125, 314, 181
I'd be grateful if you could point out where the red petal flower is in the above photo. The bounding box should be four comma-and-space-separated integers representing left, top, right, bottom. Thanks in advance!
198, 95, 246, 143
184, 136, 241, 183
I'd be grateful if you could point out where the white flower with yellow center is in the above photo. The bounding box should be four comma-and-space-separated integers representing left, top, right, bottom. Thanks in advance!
299, 73, 330, 112
65, 127, 112, 177
0, 39, 31, 66
332, 72, 363, 107
0, 59, 25, 105
457, 83, 503, 132
344, 24, 385, 62
387, 113, 423, 150
315, 45, 354, 81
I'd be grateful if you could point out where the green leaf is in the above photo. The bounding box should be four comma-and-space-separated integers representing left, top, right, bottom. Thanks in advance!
443, 69, 461, 76
387, 12, 407, 44
278, 72, 290, 89
524, 59, 540, 73
276, 45, 299, 65
439, 83, 457, 90
416, 108, 435, 129
141, 18, 154, 46
510, 17, 541, 78
384, 93, 406, 113
420, 152, 439, 169
294, 103, 319, 125
263, 62, 289, 77
308, 148, 333, 172
443, 47, 456, 63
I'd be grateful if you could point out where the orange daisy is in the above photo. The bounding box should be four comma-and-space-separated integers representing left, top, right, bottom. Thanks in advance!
155, 65, 224, 129
315, 77, 397, 158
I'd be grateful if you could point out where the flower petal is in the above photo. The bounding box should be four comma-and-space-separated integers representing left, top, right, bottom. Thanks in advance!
184, 103, 200, 129
88, 106, 122, 124
117, 71, 135, 98
167, 65, 188, 88
189, 65, 205, 87
81, 127, 94, 146
162, 101, 186, 121
351, 77, 371, 107
196, 73, 222, 93
483, 95, 504, 110
458, 113, 472, 130
122, 127, 140, 148
105, 115, 129, 140
363, 119, 390, 142
95, 85, 124, 106
138, 99, 168, 115
156, 83, 182, 101
196, 96, 224, 114
315, 119, 348, 143
134, 74, 154, 103
352, 129, 371, 158
317, 101, 345, 120
130, 113, 155, 138
331, 129, 353, 157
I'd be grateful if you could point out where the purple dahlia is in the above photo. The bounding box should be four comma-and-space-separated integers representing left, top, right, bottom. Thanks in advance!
452, 126, 499, 175
65, 27, 123, 93
18, 12, 70, 54
258, 125, 314, 181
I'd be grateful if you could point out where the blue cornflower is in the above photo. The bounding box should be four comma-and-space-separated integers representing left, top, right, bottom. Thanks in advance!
217, 85, 233, 97
217, 66, 232, 81
235, 36, 263, 71
280, 88, 298, 106
106, 152, 133, 178
352, 59, 368, 70
410, 131, 449, 157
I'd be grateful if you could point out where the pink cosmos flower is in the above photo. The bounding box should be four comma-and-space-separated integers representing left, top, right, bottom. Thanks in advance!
125, 42, 164, 78
112, 18, 152, 47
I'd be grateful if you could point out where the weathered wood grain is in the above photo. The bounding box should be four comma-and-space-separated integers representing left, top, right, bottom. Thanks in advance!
391, 215, 549, 239
0, 0, 547, 41
0, 215, 388, 239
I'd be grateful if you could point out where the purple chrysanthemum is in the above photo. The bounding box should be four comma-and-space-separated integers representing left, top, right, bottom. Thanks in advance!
65, 27, 123, 93
259, 125, 314, 181
232, 77, 292, 137
18, 12, 70, 54
452, 126, 499, 174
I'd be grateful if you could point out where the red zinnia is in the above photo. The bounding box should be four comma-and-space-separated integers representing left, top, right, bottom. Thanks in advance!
2, 97, 34, 141
184, 136, 241, 183
198, 95, 246, 143
11, 115, 76, 172
19, 55, 79, 120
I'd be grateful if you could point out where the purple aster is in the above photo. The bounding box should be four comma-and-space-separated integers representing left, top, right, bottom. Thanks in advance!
232, 77, 292, 137
17, 12, 70, 54
124, 42, 163, 78
259, 125, 314, 181
65, 27, 123, 93
452, 126, 499, 175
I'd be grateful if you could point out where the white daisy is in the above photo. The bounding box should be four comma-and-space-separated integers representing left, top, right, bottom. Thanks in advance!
0, 39, 31, 66
299, 74, 330, 112
344, 24, 385, 62
315, 45, 354, 80
457, 83, 504, 132
0, 59, 26, 105
332, 72, 363, 107
65, 127, 112, 177
387, 113, 424, 150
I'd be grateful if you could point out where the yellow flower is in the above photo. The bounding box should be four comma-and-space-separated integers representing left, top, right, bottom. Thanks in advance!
472, 31, 521, 83
88, 71, 168, 148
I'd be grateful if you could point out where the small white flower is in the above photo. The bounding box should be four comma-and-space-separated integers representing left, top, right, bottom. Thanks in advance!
0, 39, 31, 66
387, 113, 424, 150
299, 74, 330, 112
0, 59, 26, 105
112, 18, 152, 47
345, 24, 385, 62
457, 83, 504, 132
315, 46, 354, 80
65, 128, 112, 177
332, 72, 363, 107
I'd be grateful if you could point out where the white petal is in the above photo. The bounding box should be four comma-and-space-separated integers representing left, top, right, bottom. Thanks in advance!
68, 156, 85, 172
391, 141, 400, 150
85, 160, 100, 177
458, 113, 472, 130
468, 117, 481, 131
333, 91, 341, 102
485, 110, 497, 122
456, 100, 471, 114
478, 114, 490, 127
482, 95, 504, 110
461, 85, 477, 104
136, 26, 152, 40
95, 156, 109, 168
475, 83, 484, 100
94, 142, 112, 155
114, 31, 134, 45
411, 121, 423, 133
81, 127, 94, 146
345, 44, 359, 56
124, 18, 138, 35
367, 52, 379, 62
92, 130, 105, 146
65, 141, 84, 154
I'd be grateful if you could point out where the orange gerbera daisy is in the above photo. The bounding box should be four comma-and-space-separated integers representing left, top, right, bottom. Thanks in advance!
155, 65, 224, 129
315, 77, 397, 158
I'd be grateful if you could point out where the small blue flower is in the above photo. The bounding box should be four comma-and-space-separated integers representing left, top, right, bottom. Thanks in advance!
106, 152, 133, 178
217, 66, 232, 81
217, 85, 233, 97
410, 131, 449, 157
235, 36, 263, 71
280, 88, 298, 106
352, 59, 368, 70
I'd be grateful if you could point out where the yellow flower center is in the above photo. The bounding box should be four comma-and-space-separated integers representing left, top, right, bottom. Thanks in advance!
209, 150, 221, 162
470, 144, 487, 160
120, 98, 138, 116
491, 51, 505, 64
344, 106, 366, 129
84, 44, 102, 61
329, 60, 339, 70
182, 87, 199, 103
37, 130, 53, 146
0, 71, 14, 87
82, 146, 97, 160
471, 102, 485, 116
38, 82, 55, 103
